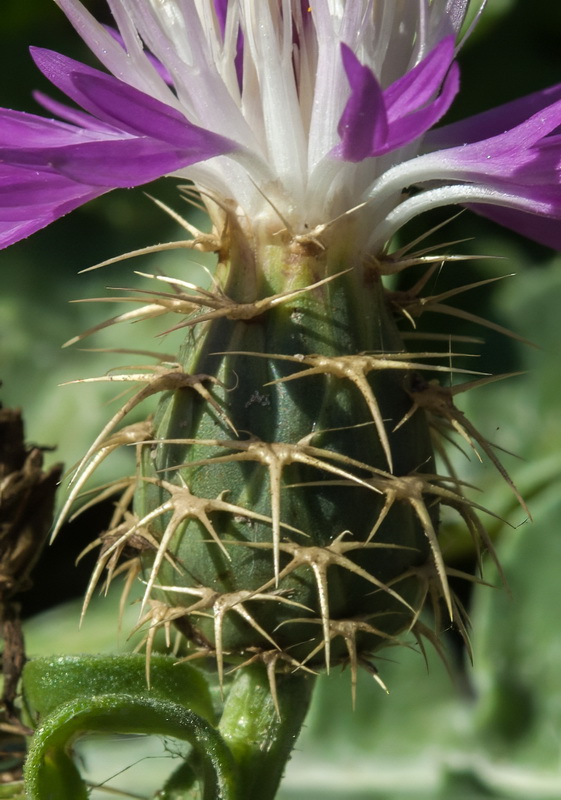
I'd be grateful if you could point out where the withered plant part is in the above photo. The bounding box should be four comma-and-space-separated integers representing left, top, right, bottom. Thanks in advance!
0, 407, 62, 745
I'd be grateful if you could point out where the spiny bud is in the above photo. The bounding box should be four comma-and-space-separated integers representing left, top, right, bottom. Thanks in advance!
62, 213, 510, 702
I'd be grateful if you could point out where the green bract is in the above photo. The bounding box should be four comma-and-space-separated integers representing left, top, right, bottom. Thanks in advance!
63, 215, 500, 701
137, 226, 440, 674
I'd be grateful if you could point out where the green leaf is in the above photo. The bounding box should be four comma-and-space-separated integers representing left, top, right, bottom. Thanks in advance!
22, 653, 216, 725
470, 491, 561, 794
20, 654, 224, 799
23, 694, 239, 800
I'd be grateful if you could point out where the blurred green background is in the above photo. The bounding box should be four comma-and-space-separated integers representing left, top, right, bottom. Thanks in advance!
2, 0, 561, 797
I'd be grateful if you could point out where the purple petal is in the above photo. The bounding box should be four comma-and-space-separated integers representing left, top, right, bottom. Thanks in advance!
32, 90, 123, 133
0, 107, 106, 147
432, 99, 561, 186
415, 91, 561, 249
0, 166, 92, 213
381, 62, 459, 154
335, 44, 387, 162
0, 48, 240, 248
384, 37, 456, 121
31, 47, 237, 156
428, 84, 561, 149
335, 38, 459, 162
214, 0, 229, 39
234, 27, 244, 92
72, 72, 236, 152
0, 165, 105, 247
456, 102, 561, 158
470, 204, 561, 250
30, 47, 123, 125
0, 137, 223, 188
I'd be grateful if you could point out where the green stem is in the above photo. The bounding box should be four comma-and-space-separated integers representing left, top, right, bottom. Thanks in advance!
217, 665, 315, 800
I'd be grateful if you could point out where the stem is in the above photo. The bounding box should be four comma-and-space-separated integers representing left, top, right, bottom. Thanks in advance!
218, 665, 315, 800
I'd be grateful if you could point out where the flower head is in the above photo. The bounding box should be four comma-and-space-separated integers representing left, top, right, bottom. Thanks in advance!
3, 0, 561, 254
8, 3, 558, 747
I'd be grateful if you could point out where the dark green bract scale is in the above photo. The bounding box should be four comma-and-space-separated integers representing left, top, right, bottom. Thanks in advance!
134, 223, 444, 673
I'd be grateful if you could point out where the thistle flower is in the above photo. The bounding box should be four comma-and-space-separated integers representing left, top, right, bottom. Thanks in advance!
1, 0, 550, 656
6, 4, 561, 797
1, 0, 555, 665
